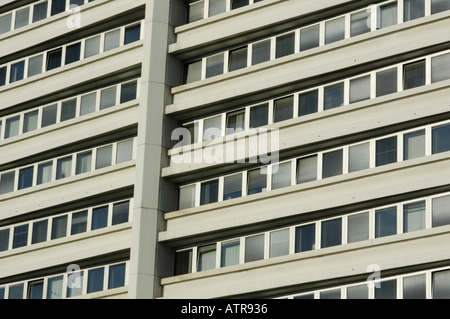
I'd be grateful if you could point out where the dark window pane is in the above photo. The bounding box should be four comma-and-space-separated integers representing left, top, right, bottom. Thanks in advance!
88, 268, 104, 293
0, 14, 12, 35
108, 264, 126, 289
404, 130, 425, 160
15, 8, 29, 29
9, 284, 24, 299
46, 48, 62, 71
28, 281, 44, 299
300, 25, 320, 51
226, 110, 245, 134
0, 171, 15, 195
56, 157, 72, 180
197, 245, 216, 271
299, 90, 318, 117
247, 168, 267, 195
96, 145, 112, 169
125, 24, 141, 45
42, 105, 57, 128
24, 111, 38, 133
221, 240, 240, 267
376, 136, 397, 166
432, 0, 450, 14
351, 11, 371, 37
375, 207, 397, 238
61, 99, 77, 122
65, 43, 81, 65
294, 294, 314, 299
321, 218, 342, 248
274, 96, 293, 123
320, 289, 341, 299
112, 201, 129, 225
206, 54, 224, 78
209, 0, 226, 16
403, 274, 426, 299
380, 3, 397, 28
51, 215, 67, 239
276, 33, 294, 58
404, 0, 425, 22
92, 206, 108, 230
76, 152, 92, 174
375, 279, 397, 299
0, 66, 6, 86
322, 149, 343, 178
28, 55, 43, 77
0, 229, 10, 252
10, 61, 25, 83
175, 249, 192, 275
70, 0, 85, 6
0, 287, 4, 299
32, 220, 48, 244
403, 201, 426, 233
37, 162, 53, 185
200, 180, 219, 205
270, 229, 289, 258
5, 116, 20, 139
325, 17, 345, 44
120, 81, 137, 103
71, 211, 88, 235
432, 124, 450, 154
432, 53, 450, 83
224, 174, 242, 200
348, 212, 369, 243
231, 0, 249, 10
185, 60, 202, 84
403, 60, 425, 90
252, 40, 270, 65
324, 83, 344, 110
350, 76, 370, 103
272, 162, 291, 190
100, 87, 116, 109
51, 0, 66, 16
18, 166, 33, 190
347, 285, 369, 299
432, 195, 450, 227
433, 269, 450, 299
297, 155, 317, 184
349, 143, 370, 173
249, 104, 268, 128
33, 2, 48, 22
245, 234, 264, 262
295, 224, 315, 253
13, 225, 29, 249
229, 47, 247, 72
188, 1, 204, 23
80, 92, 96, 116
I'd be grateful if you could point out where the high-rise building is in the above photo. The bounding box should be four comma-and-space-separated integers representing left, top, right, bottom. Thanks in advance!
1, 0, 450, 299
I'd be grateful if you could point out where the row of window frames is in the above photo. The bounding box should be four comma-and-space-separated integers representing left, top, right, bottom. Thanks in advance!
183, 52, 450, 143
0, 138, 134, 195
1, 262, 127, 299
0, 0, 95, 35
184, 0, 450, 83
0, 80, 138, 140
179, 121, 450, 209
176, 194, 450, 275
286, 268, 450, 299
188, 0, 264, 23
0, 201, 130, 252
0, 23, 141, 86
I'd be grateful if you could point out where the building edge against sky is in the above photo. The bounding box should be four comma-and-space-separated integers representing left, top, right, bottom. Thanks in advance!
1, 0, 450, 299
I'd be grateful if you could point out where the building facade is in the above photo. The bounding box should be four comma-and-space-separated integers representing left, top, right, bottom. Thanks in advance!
1, 0, 450, 299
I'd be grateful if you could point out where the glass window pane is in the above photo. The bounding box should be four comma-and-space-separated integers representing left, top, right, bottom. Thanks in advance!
376, 68, 397, 97
65, 42, 81, 65
0, 66, 7, 86
349, 142, 370, 173
9, 284, 24, 299
403, 274, 426, 299
203, 116, 221, 141
269, 229, 289, 258
433, 269, 450, 299
347, 284, 369, 299
61, 99, 77, 122
85, 36, 101, 58
432, 0, 450, 13
80, 92, 96, 116
96, 145, 112, 169
322, 149, 343, 178
18, 167, 33, 190
32, 220, 48, 244
175, 250, 192, 275
300, 25, 320, 51
189, 1, 204, 23
46, 48, 62, 71
10, 61, 25, 83
179, 184, 196, 210
70, 0, 85, 5
274, 96, 293, 123
100, 87, 117, 110
432, 124, 450, 154
112, 201, 129, 225
92, 206, 108, 230
325, 17, 345, 44
403, 60, 425, 90
37, 162, 53, 185
33, 3, 48, 23
51, 0, 66, 16
200, 180, 219, 205
321, 218, 342, 248
71, 210, 88, 235
350, 76, 370, 103
24, 111, 39, 133
295, 224, 315, 253
404, 130, 425, 160
432, 195, 450, 227
324, 83, 344, 110
376, 136, 397, 167
404, 0, 425, 22
351, 11, 370, 37
276, 33, 295, 59
28, 281, 44, 299
229, 47, 247, 72
348, 212, 369, 243
431, 53, 450, 83
209, 0, 226, 17
206, 53, 224, 78
15, 8, 29, 29
0, 14, 12, 35
67, 272, 84, 298
116, 139, 133, 164
87, 268, 104, 293
108, 264, 126, 289
245, 234, 264, 262
104, 29, 120, 52
56, 157, 72, 180
375, 279, 397, 299
380, 3, 397, 28
42, 104, 57, 128
0, 287, 4, 299
375, 207, 397, 238
320, 289, 341, 299
224, 174, 242, 200
125, 24, 141, 45
5, 116, 20, 139
221, 240, 240, 267
185, 60, 202, 84
252, 40, 270, 65
0, 229, 10, 252
272, 162, 291, 190
299, 90, 318, 117
76, 152, 92, 175
231, 0, 249, 9
297, 155, 317, 184
0, 171, 15, 195
294, 293, 314, 299
248, 168, 267, 195
13, 224, 29, 249
250, 103, 268, 128
226, 110, 245, 134
120, 81, 137, 103
197, 245, 216, 271
51, 215, 67, 239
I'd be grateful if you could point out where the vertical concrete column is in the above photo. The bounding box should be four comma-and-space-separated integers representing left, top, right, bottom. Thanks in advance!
128, 0, 170, 299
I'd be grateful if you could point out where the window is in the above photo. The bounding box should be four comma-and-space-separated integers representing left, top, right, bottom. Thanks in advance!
298, 90, 318, 117
203, 115, 221, 141
348, 142, 370, 173
51, 215, 67, 239
269, 229, 289, 258
108, 264, 126, 289
432, 195, 450, 227
247, 168, 267, 195
403, 60, 425, 90
5, 116, 20, 139
433, 269, 450, 299
85, 36, 101, 58
297, 155, 317, 184
295, 224, 315, 253
404, 130, 425, 160
188, 1, 204, 23
24, 111, 39, 133
403, 274, 426, 299
224, 174, 242, 200
0, 229, 10, 252
375, 207, 397, 238
432, 0, 450, 14
32, 220, 48, 245
404, 0, 425, 22
10, 61, 25, 83
226, 110, 245, 134
0, 287, 4, 299
37, 162, 53, 185
376, 68, 397, 97
65, 43, 81, 65
324, 83, 344, 110
56, 157, 72, 180
28, 55, 43, 77
321, 218, 342, 248
276, 33, 295, 59
112, 201, 129, 225
185, 60, 202, 84
209, 0, 226, 17
179, 184, 196, 210
347, 212, 369, 243
200, 180, 219, 205
380, 3, 397, 29
9, 284, 24, 299
61, 99, 77, 122
100, 87, 117, 110
13, 225, 29, 249
320, 289, 341, 299
41, 104, 57, 128
249, 103, 268, 128
96, 145, 112, 169
27, 281, 44, 299
76, 152, 92, 175
273, 96, 293, 123
104, 29, 120, 52
71, 211, 88, 235
67, 272, 84, 298
376, 136, 397, 166
221, 240, 240, 267
80, 92, 97, 116
252, 40, 270, 65
272, 161, 291, 190
0, 66, 7, 86
294, 293, 314, 299
92, 206, 108, 230
120, 81, 137, 103
350, 76, 370, 103
206, 54, 224, 78
197, 245, 216, 271
351, 11, 370, 37
71, 0, 85, 6
46, 48, 62, 71
347, 284, 368, 299
245, 234, 264, 262
431, 53, 450, 83
175, 250, 192, 275
432, 123, 450, 154
231, 0, 249, 9
375, 279, 397, 299
229, 47, 247, 72
18, 167, 33, 190
325, 17, 345, 44
51, 0, 66, 16
322, 149, 343, 178
116, 139, 133, 164
300, 25, 320, 52
0, 171, 15, 195
33, 2, 48, 22
125, 24, 141, 45
0, 13, 12, 35
87, 268, 104, 293
15, 8, 29, 30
